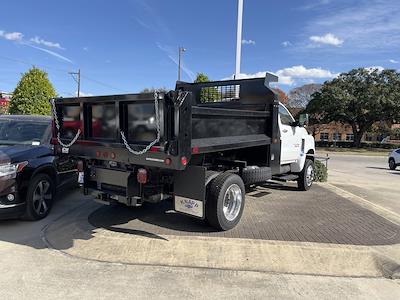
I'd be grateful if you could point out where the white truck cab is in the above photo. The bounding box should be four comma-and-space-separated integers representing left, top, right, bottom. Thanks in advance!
278, 103, 315, 185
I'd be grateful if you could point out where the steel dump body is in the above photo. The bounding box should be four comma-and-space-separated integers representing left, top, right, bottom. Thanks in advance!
53, 75, 281, 173
52, 75, 283, 226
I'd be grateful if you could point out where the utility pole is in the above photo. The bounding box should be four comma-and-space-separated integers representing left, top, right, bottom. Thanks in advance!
235, 0, 244, 79
178, 47, 186, 81
69, 69, 81, 97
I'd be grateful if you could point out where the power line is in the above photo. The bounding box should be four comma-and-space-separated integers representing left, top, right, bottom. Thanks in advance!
0, 55, 131, 93
80, 74, 130, 93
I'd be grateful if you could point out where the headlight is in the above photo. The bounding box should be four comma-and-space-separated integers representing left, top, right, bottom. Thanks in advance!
0, 162, 28, 179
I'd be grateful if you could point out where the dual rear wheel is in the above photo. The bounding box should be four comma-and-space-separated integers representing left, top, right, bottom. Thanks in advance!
205, 172, 245, 231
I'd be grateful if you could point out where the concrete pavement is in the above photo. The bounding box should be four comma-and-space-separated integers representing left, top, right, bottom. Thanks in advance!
0, 159, 400, 299
327, 154, 400, 216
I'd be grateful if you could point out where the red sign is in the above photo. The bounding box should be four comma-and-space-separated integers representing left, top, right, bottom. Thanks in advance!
0, 98, 9, 107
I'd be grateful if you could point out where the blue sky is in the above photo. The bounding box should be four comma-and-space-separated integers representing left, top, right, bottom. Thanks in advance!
0, 0, 399, 96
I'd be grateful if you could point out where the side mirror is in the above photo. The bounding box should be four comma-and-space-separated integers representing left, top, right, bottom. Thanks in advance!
299, 114, 309, 127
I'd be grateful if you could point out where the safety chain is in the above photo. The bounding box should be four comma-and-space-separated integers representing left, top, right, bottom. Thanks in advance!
50, 98, 81, 148
120, 90, 161, 155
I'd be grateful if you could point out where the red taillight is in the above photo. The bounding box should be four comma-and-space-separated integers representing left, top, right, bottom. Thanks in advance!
150, 146, 159, 152
137, 168, 147, 184
181, 156, 188, 166
192, 147, 199, 154
164, 158, 172, 165
77, 160, 84, 172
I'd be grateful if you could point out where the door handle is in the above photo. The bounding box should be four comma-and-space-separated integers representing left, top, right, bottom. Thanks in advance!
282, 129, 288, 133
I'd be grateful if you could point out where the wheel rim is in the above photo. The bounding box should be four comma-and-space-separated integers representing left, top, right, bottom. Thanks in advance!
306, 164, 314, 187
32, 180, 52, 215
223, 184, 242, 221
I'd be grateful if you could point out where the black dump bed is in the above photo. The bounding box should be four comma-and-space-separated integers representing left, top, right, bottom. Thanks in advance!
52, 73, 280, 170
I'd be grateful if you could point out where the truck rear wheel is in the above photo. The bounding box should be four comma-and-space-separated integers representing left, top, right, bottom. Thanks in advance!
297, 159, 314, 191
206, 172, 245, 231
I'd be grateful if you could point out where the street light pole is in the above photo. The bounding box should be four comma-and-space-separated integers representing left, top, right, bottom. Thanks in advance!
178, 47, 186, 81
235, 0, 243, 79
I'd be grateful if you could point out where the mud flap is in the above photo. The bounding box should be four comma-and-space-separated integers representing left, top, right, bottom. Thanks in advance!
173, 166, 206, 219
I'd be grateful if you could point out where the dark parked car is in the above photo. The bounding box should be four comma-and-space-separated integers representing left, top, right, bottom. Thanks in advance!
0, 115, 77, 220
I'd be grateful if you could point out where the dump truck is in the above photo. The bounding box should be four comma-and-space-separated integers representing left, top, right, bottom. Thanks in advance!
51, 74, 315, 230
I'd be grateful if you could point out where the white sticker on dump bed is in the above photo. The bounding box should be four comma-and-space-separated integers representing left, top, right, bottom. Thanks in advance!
174, 196, 203, 218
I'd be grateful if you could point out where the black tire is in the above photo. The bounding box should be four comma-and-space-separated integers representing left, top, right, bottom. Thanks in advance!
241, 166, 271, 185
389, 158, 397, 170
297, 159, 314, 191
23, 173, 55, 221
206, 172, 245, 231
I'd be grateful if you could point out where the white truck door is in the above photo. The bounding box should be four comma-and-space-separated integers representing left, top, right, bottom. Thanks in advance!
279, 104, 301, 164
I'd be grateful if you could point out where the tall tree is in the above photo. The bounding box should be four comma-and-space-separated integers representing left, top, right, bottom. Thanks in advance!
272, 88, 288, 105
306, 68, 400, 147
288, 83, 322, 108
9, 67, 56, 115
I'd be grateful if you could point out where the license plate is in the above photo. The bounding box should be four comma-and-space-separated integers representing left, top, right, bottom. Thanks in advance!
78, 172, 84, 184
174, 196, 203, 218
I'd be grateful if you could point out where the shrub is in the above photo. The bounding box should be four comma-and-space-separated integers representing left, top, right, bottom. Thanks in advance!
314, 160, 328, 182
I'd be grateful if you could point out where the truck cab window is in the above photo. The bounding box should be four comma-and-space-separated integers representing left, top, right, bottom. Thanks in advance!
279, 104, 295, 126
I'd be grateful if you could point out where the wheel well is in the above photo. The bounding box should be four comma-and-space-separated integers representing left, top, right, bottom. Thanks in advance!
306, 149, 315, 162
32, 166, 57, 184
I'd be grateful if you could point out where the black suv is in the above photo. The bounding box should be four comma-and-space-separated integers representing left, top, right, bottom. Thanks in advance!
0, 115, 77, 220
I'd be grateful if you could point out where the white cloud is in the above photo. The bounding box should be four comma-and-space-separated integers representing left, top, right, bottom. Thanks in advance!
0, 30, 24, 41
389, 59, 399, 64
30, 36, 63, 49
305, 1, 400, 51
226, 65, 337, 86
77, 91, 93, 97
282, 41, 292, 47
310, 33, 343, 46
0, 29, 71, 63
242, 39, 256, 45
27, 45, 73, 64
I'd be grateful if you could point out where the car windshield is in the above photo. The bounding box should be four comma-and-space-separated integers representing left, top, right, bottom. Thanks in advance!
0, 119, 49, 145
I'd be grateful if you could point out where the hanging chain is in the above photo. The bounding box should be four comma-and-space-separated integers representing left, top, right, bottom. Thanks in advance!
120, 90, 161, 155
50, 98, 81, 148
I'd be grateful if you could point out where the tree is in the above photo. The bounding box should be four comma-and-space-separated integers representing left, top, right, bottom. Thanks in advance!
272, 88, 288, 105
306, 68, 400, 147
288, 83, 322, 108
9, 67, 56, 115
194, 73, 210, 83
194, 72, 220, 102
